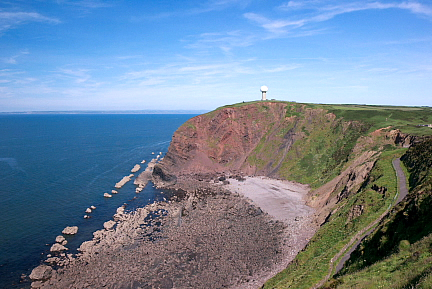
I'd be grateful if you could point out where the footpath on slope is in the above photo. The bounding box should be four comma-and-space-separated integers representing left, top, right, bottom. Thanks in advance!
313, 158, 409, 288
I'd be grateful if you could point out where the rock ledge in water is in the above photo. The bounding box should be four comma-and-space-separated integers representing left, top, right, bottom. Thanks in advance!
62, 226, 78, 235
50, 243, 68, 252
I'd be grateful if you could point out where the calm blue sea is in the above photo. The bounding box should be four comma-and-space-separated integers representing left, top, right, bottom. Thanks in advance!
0, 114, 195, 288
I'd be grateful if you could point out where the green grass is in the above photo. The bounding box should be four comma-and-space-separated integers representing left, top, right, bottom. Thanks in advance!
202, 100, 432, 288
330, 234, 432, 288
329, 141, 432, 288
264, 149, 405, 289
217, 101, 432, 136
277, 113, 367, 188
309, 103, 432, 136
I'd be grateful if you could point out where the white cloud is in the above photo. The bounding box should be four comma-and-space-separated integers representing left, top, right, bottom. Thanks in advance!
0, 11, 60, 33
244, 13, 304, 35
2, 50, 30, 64
56, 0, 113, 9
249, 1, 432, 36
263, 64, 301, 73
120, 60, 259, 88
58, 68, 92, 84
185, 30, 256, 53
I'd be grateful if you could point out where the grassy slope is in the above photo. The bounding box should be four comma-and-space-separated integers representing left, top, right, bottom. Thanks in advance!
264, 149, 405, 289
229, 101, 432, 288
329, 139, 432, 288
245, 102, 369, 189
243, 101, 431, 189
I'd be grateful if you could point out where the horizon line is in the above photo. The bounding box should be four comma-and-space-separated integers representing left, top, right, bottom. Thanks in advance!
0, 109, 210, 115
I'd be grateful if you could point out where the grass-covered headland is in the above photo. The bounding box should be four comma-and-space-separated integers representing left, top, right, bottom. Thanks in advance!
165, 99, 432, 288
224, 101, 432, 288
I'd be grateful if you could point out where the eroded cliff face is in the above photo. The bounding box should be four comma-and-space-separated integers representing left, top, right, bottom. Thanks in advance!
153, 102, 413, 224
154, 102, 290, 184
156, 102, 361, 182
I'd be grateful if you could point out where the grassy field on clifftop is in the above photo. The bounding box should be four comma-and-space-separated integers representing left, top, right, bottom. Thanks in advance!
222, 101, 432, 136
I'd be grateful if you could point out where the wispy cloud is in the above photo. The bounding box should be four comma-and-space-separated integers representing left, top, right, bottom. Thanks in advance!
192, 0, 251, 13
185, 30, 256, 53
116, 55, 143, 61
0, 11, 60, 33
244, 13, 305, 35
132, 0, 250, 21
56, 0, 114, 9
120, 60, 257, 87
263, 64, 301, 73
248, 1, 432, 36
58, 68, 92, 84
2, 50, 30, 64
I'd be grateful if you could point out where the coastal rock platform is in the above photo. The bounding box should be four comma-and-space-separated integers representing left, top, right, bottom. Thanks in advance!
36, 177, 316, 289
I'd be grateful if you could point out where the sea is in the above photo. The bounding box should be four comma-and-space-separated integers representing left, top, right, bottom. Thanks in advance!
0, 113, 197, 288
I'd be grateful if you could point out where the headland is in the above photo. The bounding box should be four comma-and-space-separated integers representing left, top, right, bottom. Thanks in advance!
29, 101, 432, 288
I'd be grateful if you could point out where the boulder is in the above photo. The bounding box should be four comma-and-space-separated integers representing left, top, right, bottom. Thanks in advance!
90, 205, 96, 210
62, 226, 78, 235
55, 235, 65, 243
31, 280, 43, 288
103, 220, 116, 230
45, 257, 60, 265
111, 190, 118, 194
104, 193, 112, 198
29, 265, 53, 281
50, 243, 68, 252
78, 240, 96, 253
85, 208, 92, 213
116, 207, 125, 214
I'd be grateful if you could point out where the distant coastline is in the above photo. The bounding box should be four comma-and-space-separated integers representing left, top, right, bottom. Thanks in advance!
0, 110, 209, 115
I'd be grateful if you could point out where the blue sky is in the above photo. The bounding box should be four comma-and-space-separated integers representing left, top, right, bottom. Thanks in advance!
0, 0, 431, 112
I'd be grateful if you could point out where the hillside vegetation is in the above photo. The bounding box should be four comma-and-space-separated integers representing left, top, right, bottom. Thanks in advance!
327, 139, 432, 288
252, 102, 432, 288
155, 100, 432, 288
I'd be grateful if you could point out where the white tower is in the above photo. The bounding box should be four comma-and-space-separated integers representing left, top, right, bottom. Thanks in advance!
260, 85, 268, 101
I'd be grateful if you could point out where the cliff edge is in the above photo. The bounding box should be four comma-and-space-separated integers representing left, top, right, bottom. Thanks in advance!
153, 101, 413, 224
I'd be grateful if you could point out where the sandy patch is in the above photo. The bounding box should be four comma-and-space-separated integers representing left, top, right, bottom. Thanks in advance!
225, 176, 316, 289
226, 176, 313, 223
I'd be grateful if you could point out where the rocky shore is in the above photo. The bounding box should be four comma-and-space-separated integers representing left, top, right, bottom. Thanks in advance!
28, 141, 316, 288
30, 173, 315, 289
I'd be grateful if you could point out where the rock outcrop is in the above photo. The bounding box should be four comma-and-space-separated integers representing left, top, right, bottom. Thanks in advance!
115, 175, 133, 189
50, 243, 68, 253
29, 265, 53, 281
62, 226, 78, 235
131, 164, 141, 173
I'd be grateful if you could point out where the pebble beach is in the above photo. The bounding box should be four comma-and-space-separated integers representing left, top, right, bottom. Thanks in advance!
30, 173, 316, 288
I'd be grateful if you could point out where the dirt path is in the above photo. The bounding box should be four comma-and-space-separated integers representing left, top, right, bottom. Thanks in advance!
313, 158, 408, 288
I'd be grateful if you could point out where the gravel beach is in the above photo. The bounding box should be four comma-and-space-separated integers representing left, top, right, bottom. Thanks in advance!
33, 177, 316, 289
